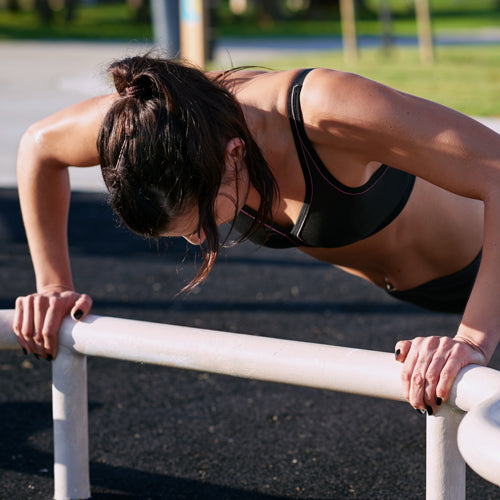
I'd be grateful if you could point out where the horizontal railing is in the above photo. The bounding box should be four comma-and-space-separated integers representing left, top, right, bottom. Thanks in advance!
0, 309, 499, 500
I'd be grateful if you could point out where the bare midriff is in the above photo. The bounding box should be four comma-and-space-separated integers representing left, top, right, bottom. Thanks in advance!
300, 177, 484, 291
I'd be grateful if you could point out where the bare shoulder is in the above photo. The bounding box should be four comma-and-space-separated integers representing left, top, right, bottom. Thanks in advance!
214, 68, 303, 102
299, 68, 400, 130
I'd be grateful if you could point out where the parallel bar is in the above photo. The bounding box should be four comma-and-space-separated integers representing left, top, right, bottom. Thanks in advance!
58, 314, 406, 402
1, 309, 500, 495
52, 347, 90, 500
426, 405, 466, 500
0, 309, 17, 349
458, 395, 500, 487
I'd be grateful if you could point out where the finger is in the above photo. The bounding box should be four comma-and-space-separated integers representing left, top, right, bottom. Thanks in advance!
408, 337, 441, 413
33, 294, 49, 357
71, 294, 93, 321
41, 299, 65, 359
21, 295, 37, 355
435, 360, 463, 405
423, 349, 448, 413
399, 341, 421, 404
395, 340, 412, 363
13, 297, 29, 354
434, 342, 472, 405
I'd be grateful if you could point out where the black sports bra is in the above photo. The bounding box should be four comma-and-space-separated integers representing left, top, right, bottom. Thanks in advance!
233, 69, 416, 249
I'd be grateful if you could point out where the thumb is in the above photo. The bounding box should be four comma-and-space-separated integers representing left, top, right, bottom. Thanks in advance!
394, 339, 412, 363
70, 294, 93, 321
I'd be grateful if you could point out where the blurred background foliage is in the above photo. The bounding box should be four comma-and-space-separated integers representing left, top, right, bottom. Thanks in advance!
1, 0, 499, 116
0, 0, 498, 41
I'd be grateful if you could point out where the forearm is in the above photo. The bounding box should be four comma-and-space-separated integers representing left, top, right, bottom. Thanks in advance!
456, 195, 500, 363
17, 130, 74, 293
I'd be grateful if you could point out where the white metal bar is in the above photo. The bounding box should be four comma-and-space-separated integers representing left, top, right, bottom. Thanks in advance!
458, 394, 500, 487
0, 309, 18, 349
1, 309, 500, 495
52, 346, 90, 500
450, 364, 500, 412
426, 405, 466, 500
56, 314, 406, 401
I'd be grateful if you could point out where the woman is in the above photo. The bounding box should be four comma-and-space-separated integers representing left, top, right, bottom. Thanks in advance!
13, 54, 499, 416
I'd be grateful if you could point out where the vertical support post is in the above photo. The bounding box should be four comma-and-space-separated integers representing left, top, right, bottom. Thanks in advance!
415, 0, 434, 64
339, 0, 358, 64
426, 405, 466, 500
180, 0, 208, 68
379, 0, 393, 56
151, 0, 180, 58
52, 347, 90, 500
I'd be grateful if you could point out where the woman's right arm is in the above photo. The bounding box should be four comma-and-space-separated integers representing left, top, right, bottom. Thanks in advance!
14, 94, 117, 359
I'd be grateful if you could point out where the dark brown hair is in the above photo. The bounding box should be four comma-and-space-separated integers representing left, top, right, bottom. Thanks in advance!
97, 54, 278, 290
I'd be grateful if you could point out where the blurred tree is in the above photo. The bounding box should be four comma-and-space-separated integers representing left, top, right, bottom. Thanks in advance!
35, 0, 53, 22
33, 0, 78, 23
65, 0, 78, 22
6, 0, 20, 11
128, 0, 150, 23
308, 0, 372, 18
251, 0, 284, 21
231, 0, 373, 20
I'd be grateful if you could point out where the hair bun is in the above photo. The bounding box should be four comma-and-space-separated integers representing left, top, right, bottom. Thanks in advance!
124, 74, 154, 100
125, 85, 143, 98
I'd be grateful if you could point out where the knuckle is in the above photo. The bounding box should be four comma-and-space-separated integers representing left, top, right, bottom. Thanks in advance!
426, 336, 440, 347
437, 368, 454, 384
425, 372, 439, 386
439, 336, 453, 346
411, 372, 425, 388
81, 294, 93, 306
408, 396, 421, 409
33, 293, 43, 304
23, 324, 34, 338
48, 295, 60, 308
41, 327, 56, 340
401, 370, 412, 384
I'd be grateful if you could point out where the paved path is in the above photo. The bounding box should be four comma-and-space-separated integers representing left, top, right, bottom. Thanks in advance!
1, 38, 499, 191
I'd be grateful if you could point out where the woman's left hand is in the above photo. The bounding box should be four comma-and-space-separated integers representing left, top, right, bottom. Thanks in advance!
394, 336, 487, 415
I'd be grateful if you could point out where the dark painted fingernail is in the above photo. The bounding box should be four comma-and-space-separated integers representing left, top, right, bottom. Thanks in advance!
33, 354, 40, 360
436, 397, 442, 406
416, 408, 426, 415
22, 348, 27, 355
395, 349, 401, 359
427, 406, 433, 416
73, 310, 83, 321
46, 354, 53, 362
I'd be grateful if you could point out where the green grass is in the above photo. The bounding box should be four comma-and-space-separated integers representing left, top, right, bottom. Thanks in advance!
0, 0, 499, 41
208, 45, 500, 117
215, 0, 500, 37
0, 4, 152, 41
1, 1, 499, 116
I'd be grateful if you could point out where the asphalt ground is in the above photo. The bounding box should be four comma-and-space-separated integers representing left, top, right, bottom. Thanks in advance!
1, 40, 500, 499
2, 188, 500, 500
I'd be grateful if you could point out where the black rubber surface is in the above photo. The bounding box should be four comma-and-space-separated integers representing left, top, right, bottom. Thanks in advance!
0, 187, 499, 499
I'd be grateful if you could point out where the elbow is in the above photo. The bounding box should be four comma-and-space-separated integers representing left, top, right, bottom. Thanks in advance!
480, 166, 500, 205
18, 123, 41, 162
17, 121, 61, 178
18, 121, 48, 156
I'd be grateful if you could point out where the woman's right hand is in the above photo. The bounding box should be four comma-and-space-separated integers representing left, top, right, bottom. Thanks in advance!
13, 287, 92, 360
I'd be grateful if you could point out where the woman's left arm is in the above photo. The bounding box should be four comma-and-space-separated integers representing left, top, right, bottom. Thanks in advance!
303, 69, 500, 414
